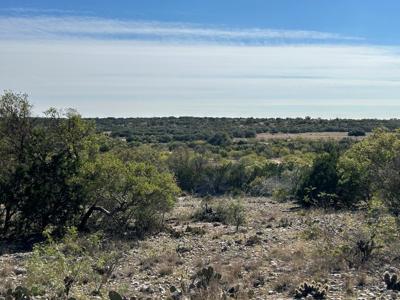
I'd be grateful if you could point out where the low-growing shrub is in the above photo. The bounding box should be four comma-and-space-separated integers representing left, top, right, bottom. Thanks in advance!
194, 199, 246, 231
348, 129, 366, 137
25, 227, 124, 299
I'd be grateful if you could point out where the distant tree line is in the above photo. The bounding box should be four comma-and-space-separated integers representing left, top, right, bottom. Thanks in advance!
89, 116, 399, 143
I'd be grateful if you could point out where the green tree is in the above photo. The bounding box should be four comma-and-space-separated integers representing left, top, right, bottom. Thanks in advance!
0, 92, 95, 236
18, 108, 94, 234
296, 152, 339, 207
78, 153, 180, 235
338, 129, 400, 213
0, 91, 33, 234
207, 132, 232, 146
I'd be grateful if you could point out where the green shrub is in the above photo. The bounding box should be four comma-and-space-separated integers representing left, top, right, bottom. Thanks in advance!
78, 153, 180, 236
25, 227, 123, 299
296, 152, 339, 208
272, 188, 289, 202
0, 92, 94, 237
226, 200, 246, 231
348, 129, 366, 137
193, 199, 246, 231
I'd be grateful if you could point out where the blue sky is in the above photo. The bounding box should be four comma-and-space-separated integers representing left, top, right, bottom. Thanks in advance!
1, 1, 400, 118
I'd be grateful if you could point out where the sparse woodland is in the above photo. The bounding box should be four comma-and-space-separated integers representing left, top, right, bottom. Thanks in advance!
1, 91, 400, 299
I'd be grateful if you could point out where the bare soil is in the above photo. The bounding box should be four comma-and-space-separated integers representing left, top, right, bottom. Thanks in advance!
1, 197, 397, 299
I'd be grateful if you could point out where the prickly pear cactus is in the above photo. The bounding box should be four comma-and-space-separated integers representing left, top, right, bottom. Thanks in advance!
192, 266, 222, 289
294, 281, 328, 299
108, 290, 124, 300
384, 272, 400, 291
5, 286, 31, 300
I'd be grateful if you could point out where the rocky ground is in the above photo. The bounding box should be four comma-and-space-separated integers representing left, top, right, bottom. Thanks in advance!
1, 197, 400, 299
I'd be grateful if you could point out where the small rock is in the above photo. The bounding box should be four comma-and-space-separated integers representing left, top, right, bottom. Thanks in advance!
13, 267, 26, 275
171, 290, 182, 300
139, 285, 154, 294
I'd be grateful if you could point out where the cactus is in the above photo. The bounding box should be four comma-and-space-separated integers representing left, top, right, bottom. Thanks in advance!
108, 290, 124, 300
5, 286, 31, 300
384, 272, 400, 291
64, 275, 74, 296
294, 281, 328, 299
192, 266, 222, 289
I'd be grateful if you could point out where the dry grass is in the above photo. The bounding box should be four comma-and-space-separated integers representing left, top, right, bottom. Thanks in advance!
3, 196, 400, 299
157, 263, 174, 277
0, 260, 12, 278
272, 273, 295, 294
343, 274, 355, 296
139, 242, 183, 273
225, 260, 243, 281
0, 260, 14, 292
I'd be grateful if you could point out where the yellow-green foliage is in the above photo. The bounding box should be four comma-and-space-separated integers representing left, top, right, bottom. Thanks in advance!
214, 199, 246, 230
79, 152, 180, 233
25, 227, 122, 299
272, 188, 289, 202
338, 128, 400, 207
226, 200, 246, 231
366, 197, 398, 245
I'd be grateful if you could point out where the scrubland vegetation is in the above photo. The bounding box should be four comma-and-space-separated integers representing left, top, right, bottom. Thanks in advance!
1, 91, 400, 299
91, 116, 398, 143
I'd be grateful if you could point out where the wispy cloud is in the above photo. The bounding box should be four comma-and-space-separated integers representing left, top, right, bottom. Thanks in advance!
0, 15, 363, 44
0, 7, 92, 16
2, 12, 399, 118
1, 40, 400, 118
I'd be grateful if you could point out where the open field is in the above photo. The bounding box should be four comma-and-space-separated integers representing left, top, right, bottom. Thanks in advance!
1, 197, 398, 300
256, 132, 369, 141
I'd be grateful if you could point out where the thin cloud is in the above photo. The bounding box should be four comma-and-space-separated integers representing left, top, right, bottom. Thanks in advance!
0, 15, 363, 44
1, 40, 400, 118
1, 13, 398, 118
0, 7, 92, 15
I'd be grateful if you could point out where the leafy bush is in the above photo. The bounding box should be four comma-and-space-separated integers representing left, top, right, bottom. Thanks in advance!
0, 92, 180, 238
193, 199, 245, 230
25, 227, 124, 299
0, 92, 94, 237
224, 200, 246, 232
78, 153, 180, 236
248, 177, 279, 197
207, 132, 232, 146
296, 152, 339, 207
338, 129, 400, 212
